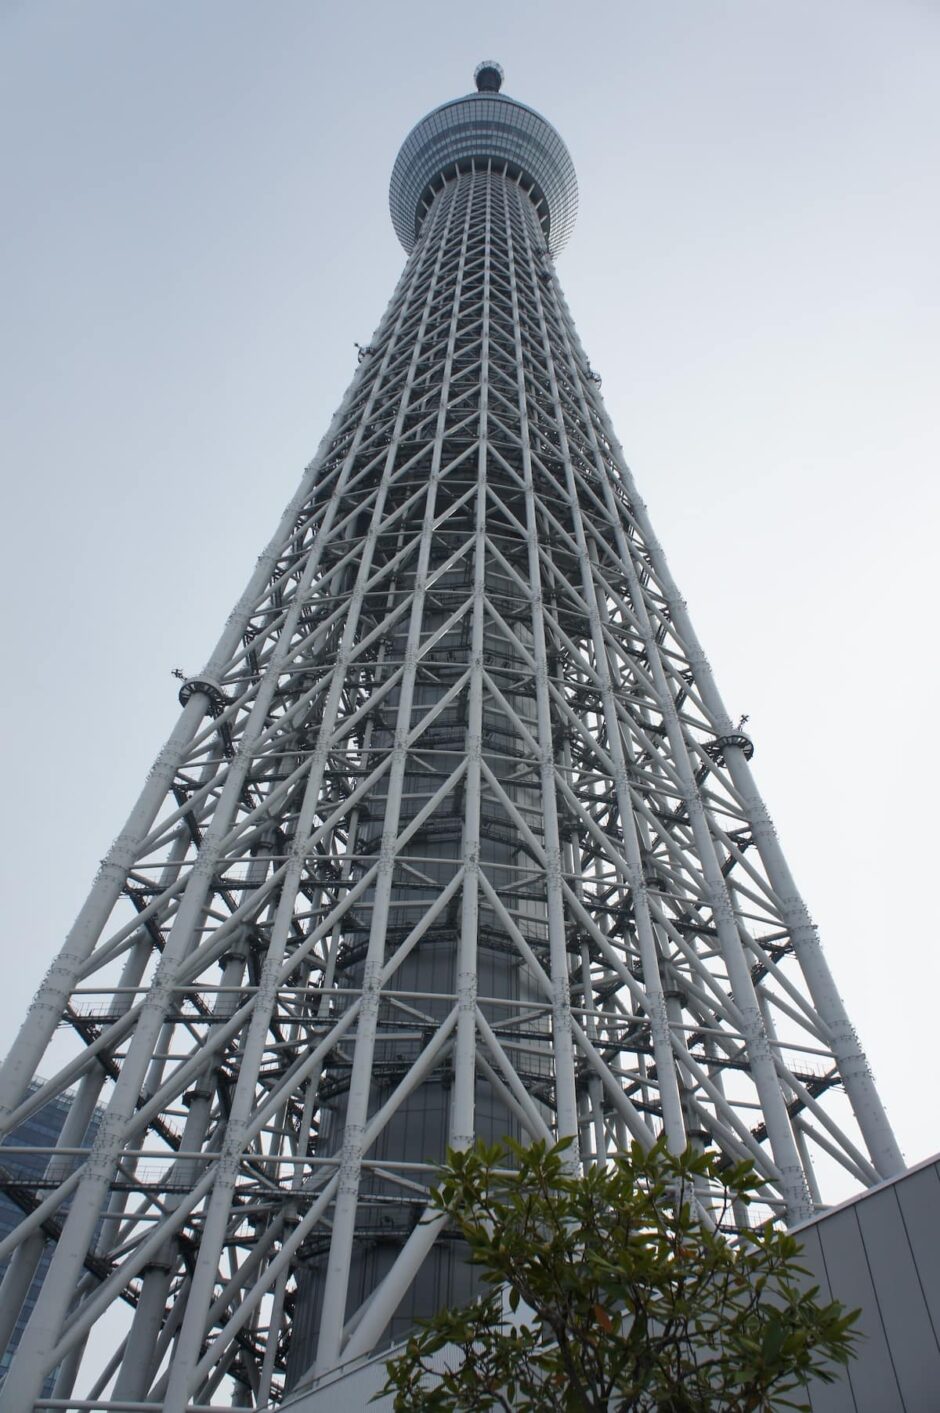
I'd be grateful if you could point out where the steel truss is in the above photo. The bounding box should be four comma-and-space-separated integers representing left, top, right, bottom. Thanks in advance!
0, 153, 902, 1410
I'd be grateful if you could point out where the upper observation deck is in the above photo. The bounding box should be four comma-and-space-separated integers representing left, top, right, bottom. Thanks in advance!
389, 62, 578, 257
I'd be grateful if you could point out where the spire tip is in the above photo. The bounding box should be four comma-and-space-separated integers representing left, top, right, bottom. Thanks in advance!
474, 61, 504, 93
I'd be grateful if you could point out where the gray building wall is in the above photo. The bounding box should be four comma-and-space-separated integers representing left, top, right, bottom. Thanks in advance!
798, 1155, 940, 1412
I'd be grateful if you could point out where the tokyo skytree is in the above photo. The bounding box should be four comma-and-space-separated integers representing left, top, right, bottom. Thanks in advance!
0, 62, 903, 1412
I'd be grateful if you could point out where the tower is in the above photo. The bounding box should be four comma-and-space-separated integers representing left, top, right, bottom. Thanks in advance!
0, 61, 903, 1410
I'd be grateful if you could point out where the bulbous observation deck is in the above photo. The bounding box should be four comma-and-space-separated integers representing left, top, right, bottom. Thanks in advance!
389, 62, 578, 256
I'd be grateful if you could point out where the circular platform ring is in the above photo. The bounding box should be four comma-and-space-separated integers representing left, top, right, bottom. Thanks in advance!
178, 675, 229, 719
706, 731, 756, 766
389, 82, 578, 256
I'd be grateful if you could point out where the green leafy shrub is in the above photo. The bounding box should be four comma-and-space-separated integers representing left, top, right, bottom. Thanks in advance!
382, 1138, 858, 1411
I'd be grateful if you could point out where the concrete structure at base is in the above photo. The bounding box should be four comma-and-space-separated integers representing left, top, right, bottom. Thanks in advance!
280, 1154, 940, 1413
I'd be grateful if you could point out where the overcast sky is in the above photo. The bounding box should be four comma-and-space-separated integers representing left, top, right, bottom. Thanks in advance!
1, 1, 938, 1179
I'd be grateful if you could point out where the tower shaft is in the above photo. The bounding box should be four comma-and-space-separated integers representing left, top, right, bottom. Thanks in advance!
0, 73, 901, 1413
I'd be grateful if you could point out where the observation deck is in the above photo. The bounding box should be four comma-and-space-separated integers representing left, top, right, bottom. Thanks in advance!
389, 61, 578, 256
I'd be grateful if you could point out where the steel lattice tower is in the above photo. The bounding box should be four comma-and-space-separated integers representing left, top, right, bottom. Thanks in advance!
0, 62, 903, 1411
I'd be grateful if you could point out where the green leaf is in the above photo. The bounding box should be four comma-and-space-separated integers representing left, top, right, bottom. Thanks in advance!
762, 1316, 786, 1363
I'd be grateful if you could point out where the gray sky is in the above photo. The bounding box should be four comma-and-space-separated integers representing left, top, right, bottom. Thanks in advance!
1, 0, 938, 1176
